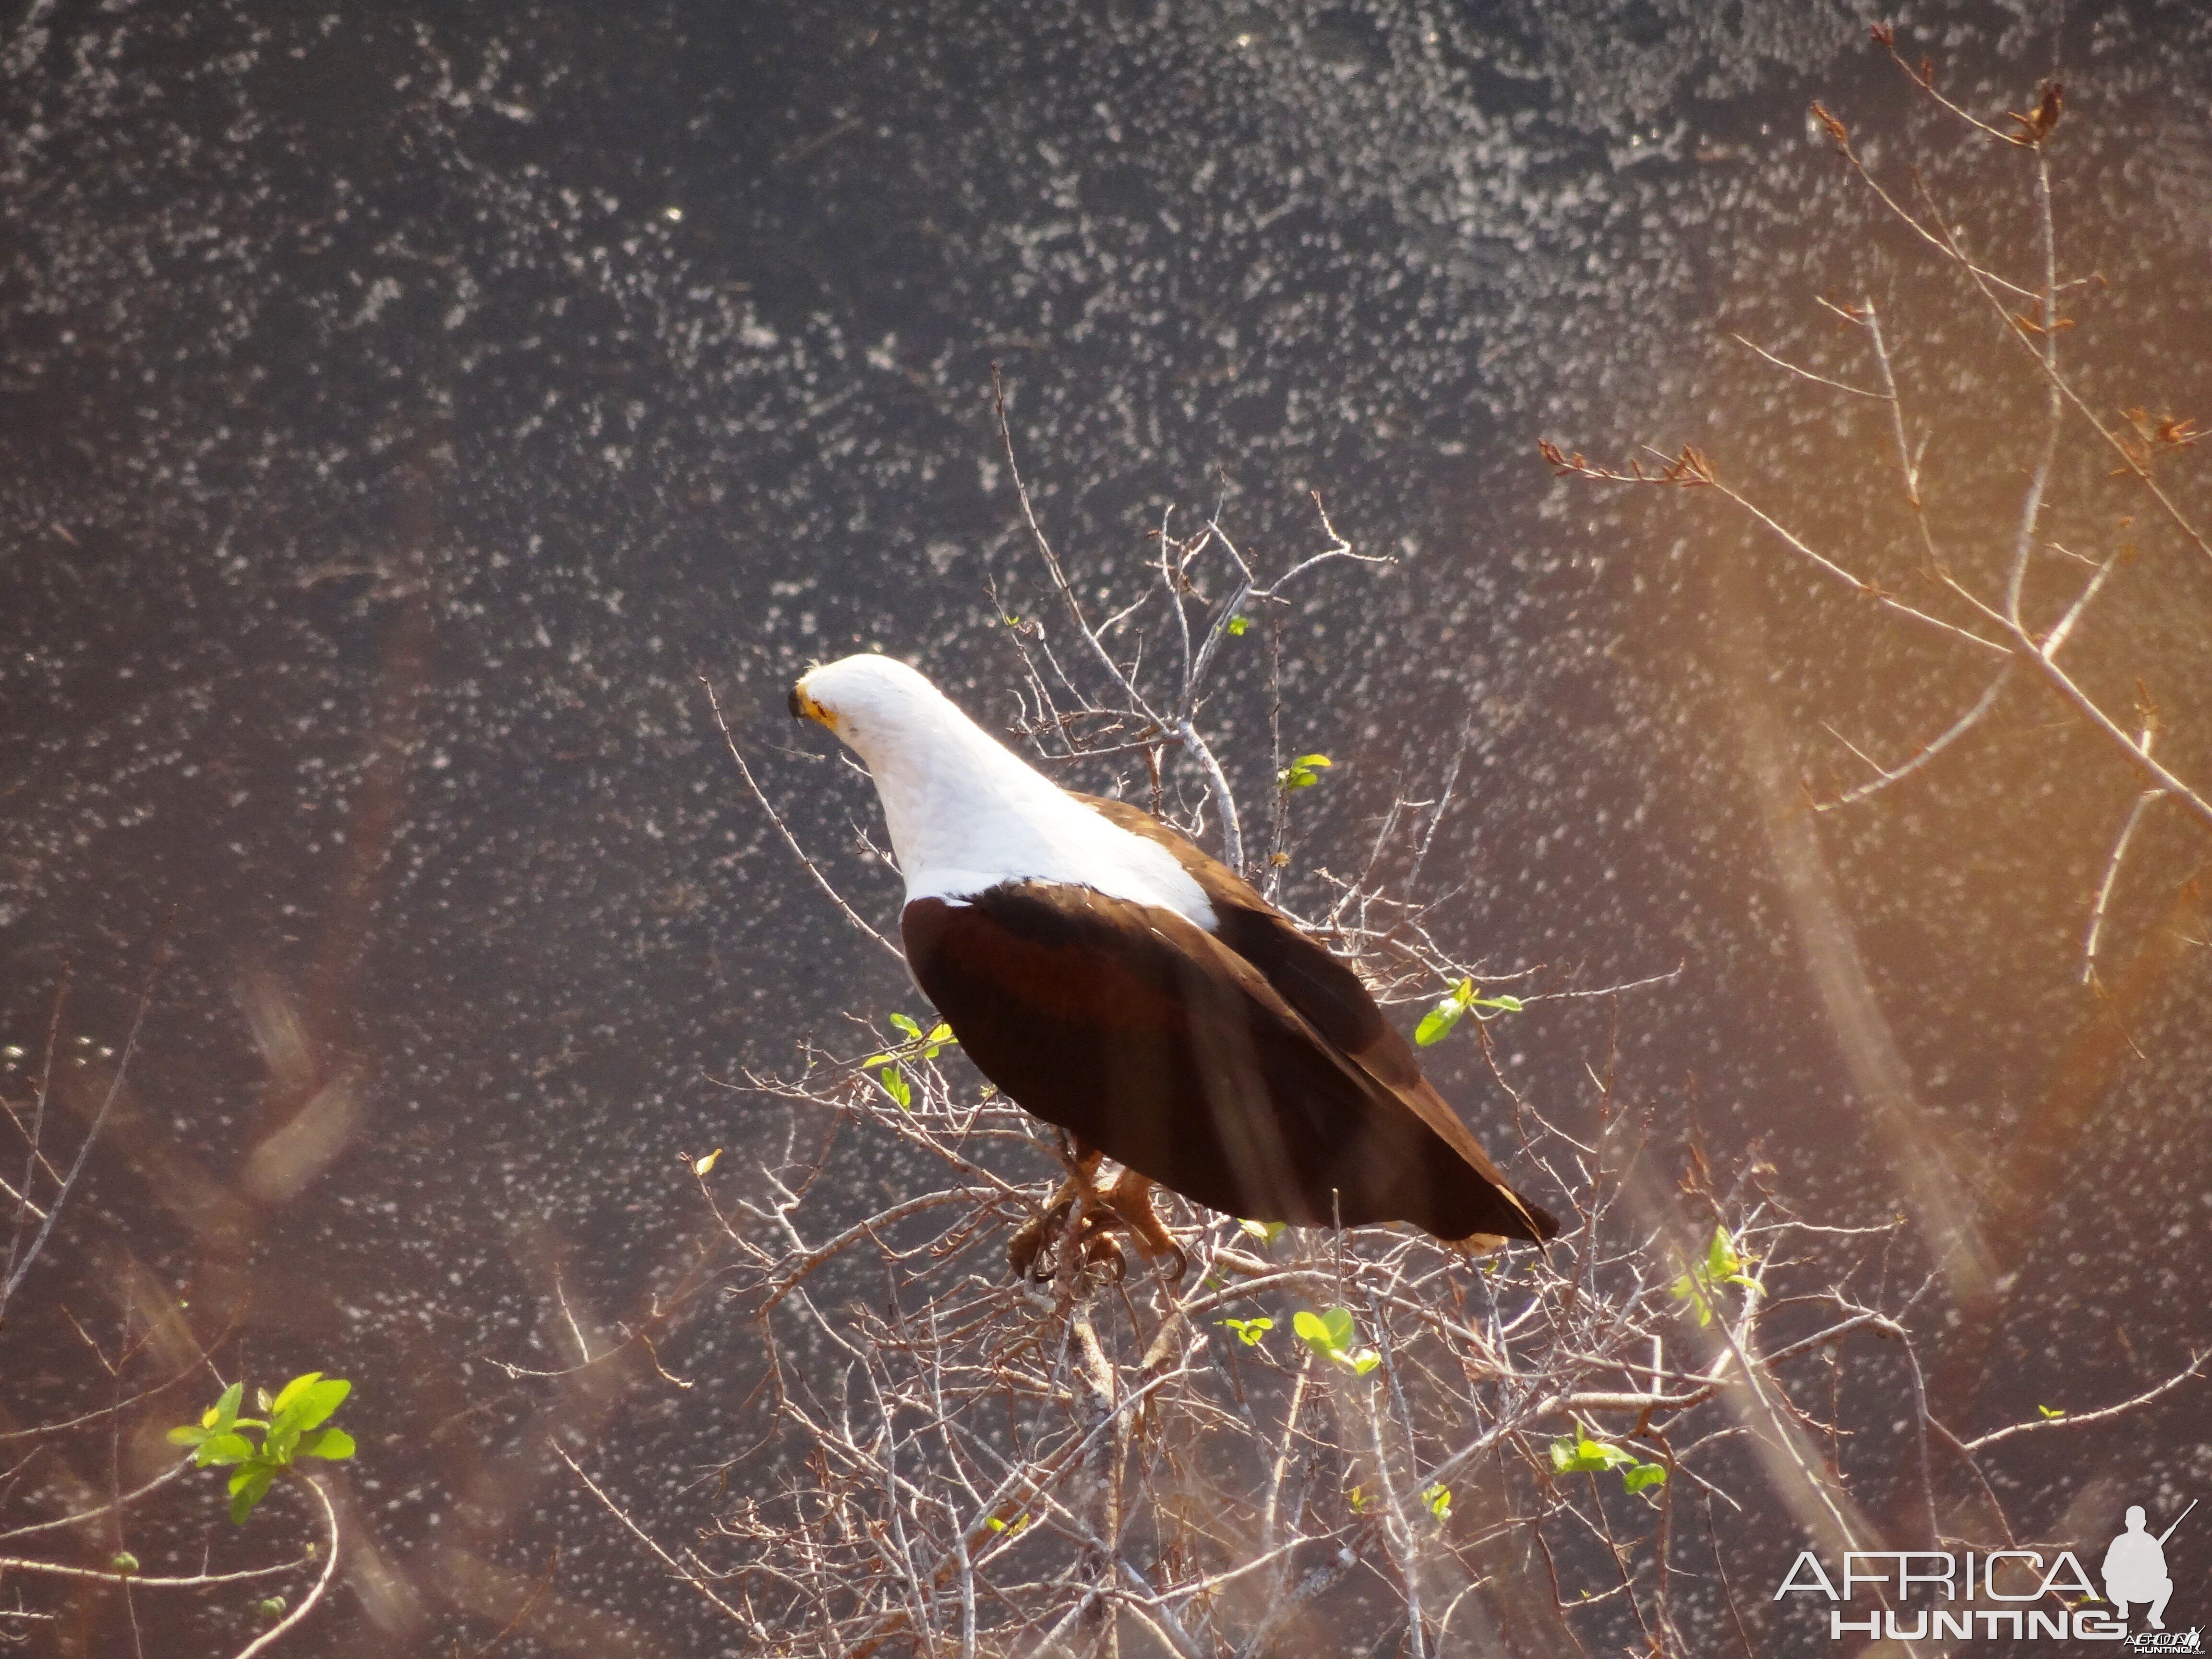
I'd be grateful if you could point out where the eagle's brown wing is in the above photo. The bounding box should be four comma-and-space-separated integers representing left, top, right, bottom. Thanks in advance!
1076, 793, 1558, 1242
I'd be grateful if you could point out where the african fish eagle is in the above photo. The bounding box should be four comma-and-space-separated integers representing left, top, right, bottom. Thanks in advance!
789, 653, 1560, 1263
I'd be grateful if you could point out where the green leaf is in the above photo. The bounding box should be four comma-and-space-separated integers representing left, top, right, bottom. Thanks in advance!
1473, 993, 1525, 1014
168, 1422, 208, 1447
227, 1464, 276, 1524
1416, 980, 1480, 1046
1293, 1305, 1355, 1356
111, 1551, 139, 1574
1226, 615, 1250, 637
194, 1432, 256, 1469
1623, 1462, 1668, 1495
877, 1065, 913, 1110
1218, 1316, 1274, 1347
1668, 1268, 1714, 1326
211, 1382, 244, 1431
1422, 1483, 1452, 1521
301, 1427, 356, 1461
1277, 754, 1334, 790
1414, 1000, 1465, 1046
1236, 1218, 1286, 1245
299, 1379, 350, 1433
1549, 1428, 1637, 1476
2037, 1404, 2066, 1419
1705, 1226, 1759, 1287
889, 1013, 924, 1040
272, 1374, 349, 1438
1293, 1306, 1379, 1373
1671, 1228, 1757, 1326
269, 1372, 320, 1419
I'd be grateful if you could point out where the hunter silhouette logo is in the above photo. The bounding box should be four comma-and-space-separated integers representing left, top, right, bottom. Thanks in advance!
2109, 1500, 2198, 1651
2105, 1503, 2188, 1629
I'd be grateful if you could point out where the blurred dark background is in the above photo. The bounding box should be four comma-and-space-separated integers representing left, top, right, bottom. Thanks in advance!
3, 0, 2209, 1651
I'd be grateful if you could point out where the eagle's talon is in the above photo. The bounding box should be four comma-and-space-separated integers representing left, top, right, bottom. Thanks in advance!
1081, 1229, 1129, 1282
1008, 1191, 1078, 1281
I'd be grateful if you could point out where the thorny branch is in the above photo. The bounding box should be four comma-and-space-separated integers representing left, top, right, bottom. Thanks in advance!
990, 362, 1383, 877
559, 358, 2194, 1656
574, 1030, 2199, 1656
1544, 31, 2212, 959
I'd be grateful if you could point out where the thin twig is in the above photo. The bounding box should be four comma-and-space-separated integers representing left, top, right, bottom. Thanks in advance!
558, 1447, 749, 1622
1728, 333, 1887, 399
227, 1475, 342, 1659
0, 924, 170, 1320
2082, 784, 2165, 986
1816, 667, 2012, 811
701, 676, 904, 962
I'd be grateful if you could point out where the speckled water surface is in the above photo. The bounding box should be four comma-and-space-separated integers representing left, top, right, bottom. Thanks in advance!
4, 0, 2209, 1652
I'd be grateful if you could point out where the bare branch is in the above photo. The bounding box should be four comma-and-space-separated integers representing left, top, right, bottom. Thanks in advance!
1964, 1351, 2204, 1452
1728, 332, 1887, 400
1816, 667, 2012, 812
2082, 780, 2168, 987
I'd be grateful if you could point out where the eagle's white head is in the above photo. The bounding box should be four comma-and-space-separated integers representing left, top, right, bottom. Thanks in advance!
790, 654, 1214, 926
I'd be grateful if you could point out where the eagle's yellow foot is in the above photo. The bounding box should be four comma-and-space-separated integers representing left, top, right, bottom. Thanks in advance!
1009, 1143, 1106, 1281
1009, 1151, 1184, 1284
1097, 1171, 1188, 1282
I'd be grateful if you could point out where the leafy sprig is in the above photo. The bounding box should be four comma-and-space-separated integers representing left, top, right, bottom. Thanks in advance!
863, 1011, 956, 1111
168, 1373, 356, 1522
1413, 979, 1524, 1046
1669, 1226, 1760, 1328
1293, 1305, 1380, 1376
1548, 1425, 1667, 1499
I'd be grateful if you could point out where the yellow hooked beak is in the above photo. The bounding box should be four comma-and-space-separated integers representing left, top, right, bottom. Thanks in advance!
787, 679, 834, 730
